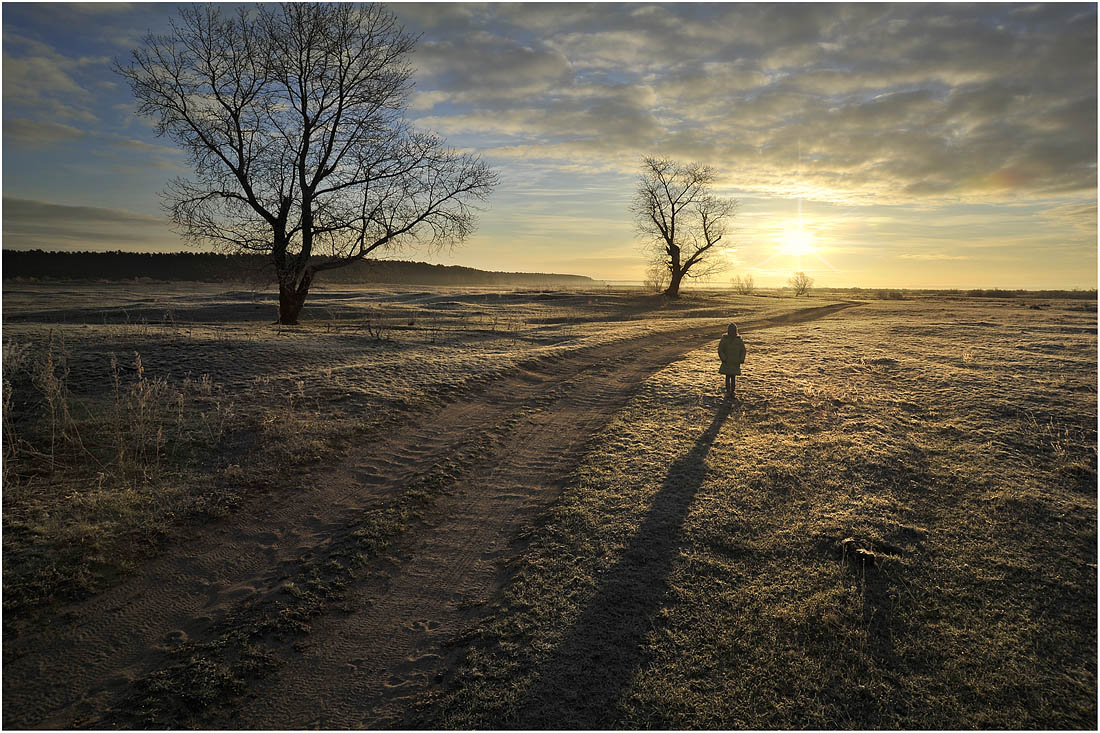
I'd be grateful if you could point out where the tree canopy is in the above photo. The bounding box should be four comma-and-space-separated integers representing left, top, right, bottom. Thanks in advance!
631, 157, 736, 298
117, 3, 498, 323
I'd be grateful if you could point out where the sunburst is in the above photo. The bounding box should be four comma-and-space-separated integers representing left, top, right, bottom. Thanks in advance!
782, 224, 816, 257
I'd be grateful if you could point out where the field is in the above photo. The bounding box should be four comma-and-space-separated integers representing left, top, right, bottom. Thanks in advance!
3, 283, 1096, 728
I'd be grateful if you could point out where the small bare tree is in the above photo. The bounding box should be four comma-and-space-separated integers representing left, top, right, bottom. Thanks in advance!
732, 273, 755, 295
630, 157, 736, 298
117, 3, 497, 324
642, 262, 669, 293
789, 271, 814, 296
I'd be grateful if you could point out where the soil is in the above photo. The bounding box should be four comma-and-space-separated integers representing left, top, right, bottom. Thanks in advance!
2, 302, 857, 729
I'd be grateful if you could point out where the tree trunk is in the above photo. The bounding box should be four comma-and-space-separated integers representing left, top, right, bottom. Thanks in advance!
278, 283, 303, 324
277, 270, 314, 325
664, 246, 683, 298
664, 267, 684, 298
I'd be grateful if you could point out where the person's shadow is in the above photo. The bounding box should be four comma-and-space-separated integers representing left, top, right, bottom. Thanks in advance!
514, 401, 733, 728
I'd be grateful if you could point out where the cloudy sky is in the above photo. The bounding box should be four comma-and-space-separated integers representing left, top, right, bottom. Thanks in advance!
3, 2, 1096, 288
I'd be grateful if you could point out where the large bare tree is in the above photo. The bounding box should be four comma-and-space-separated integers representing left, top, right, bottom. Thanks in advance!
630, 157, 736, 298
117, 3, 498, 324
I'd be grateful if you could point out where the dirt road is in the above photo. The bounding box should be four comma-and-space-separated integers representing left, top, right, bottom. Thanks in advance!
3, 302, 858, 729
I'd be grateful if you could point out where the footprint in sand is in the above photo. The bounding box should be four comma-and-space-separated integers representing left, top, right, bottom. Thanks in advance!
163, 629, 188, 645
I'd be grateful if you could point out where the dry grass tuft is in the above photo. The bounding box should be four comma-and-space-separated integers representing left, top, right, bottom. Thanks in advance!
2, 334, 237, 615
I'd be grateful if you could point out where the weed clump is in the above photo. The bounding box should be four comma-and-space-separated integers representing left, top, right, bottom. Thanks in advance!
2, 334, 234, 617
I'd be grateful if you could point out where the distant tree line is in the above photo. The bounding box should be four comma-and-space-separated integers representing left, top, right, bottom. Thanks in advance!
2, 250, 595, 288
956, 288, 1096, 299
821, 286, 1097, 300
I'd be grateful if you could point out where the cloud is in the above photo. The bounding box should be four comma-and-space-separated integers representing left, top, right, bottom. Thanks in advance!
392, 3, 484, 32
399, 3, 1096, 207
3, 110, 184, 164
420, 81, 663, 151
2, 197, 176, 250
413, 31, 573, 103
1039, 202, 1098, 234
60, 3, 138, 16
545, 30, 662, 72
2, 31, 102, 122
0, 3, 1088, 286
93, 132, 184, 157
3, 118, 86, 147
898, 253, 971, 261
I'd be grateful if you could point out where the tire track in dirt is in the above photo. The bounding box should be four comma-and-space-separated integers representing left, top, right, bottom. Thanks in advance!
227, 301, 863, 729
2, 301, 858, 729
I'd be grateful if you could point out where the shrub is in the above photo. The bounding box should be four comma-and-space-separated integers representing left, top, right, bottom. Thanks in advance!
732, 274, 755, 295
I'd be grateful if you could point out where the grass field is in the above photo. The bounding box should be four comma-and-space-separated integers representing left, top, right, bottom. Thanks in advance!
3, 283, 1096, 728
427, 297, 1097, 729
1, 284, 799, 621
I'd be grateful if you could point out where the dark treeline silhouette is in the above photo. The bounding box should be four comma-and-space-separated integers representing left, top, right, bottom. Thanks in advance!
823, 286, 1097, 300
2, 250, 596, 288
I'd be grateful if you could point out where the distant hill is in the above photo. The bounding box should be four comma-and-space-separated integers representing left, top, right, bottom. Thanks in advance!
2, 250, 597, 287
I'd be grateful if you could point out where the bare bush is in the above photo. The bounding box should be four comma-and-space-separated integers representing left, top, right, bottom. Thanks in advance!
3, 340, 232, 491
732, 273, 755, 295
358, 306, 391, 341
643, 263, 670, 294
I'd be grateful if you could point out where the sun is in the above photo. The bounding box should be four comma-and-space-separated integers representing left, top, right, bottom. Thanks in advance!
781, 224, 816, 257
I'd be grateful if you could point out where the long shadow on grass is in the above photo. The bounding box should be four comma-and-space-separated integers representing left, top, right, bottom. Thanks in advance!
515, 401, 732, 729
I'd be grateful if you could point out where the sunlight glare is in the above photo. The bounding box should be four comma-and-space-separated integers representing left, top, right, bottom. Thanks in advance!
782, 225, 816, 257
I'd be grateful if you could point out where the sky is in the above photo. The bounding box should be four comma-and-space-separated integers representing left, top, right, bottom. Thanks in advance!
2, 2, 1097, 288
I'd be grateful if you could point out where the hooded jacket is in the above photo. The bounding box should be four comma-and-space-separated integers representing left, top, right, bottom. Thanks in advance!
718, 334, 746, 375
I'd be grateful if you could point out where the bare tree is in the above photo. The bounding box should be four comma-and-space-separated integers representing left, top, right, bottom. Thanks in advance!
642, 262, 669, 294
788, 271, 814, 296
732, 273, 755, 295
117, 3, 498, 324
630, 157, 736, 298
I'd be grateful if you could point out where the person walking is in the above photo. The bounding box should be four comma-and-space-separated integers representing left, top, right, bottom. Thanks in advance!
718, 323, 746, 400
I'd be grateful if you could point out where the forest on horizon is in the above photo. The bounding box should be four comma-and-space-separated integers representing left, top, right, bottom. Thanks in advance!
1, 250, 597, 287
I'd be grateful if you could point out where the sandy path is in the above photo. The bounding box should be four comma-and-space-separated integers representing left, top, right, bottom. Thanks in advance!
2, 302, 857, 729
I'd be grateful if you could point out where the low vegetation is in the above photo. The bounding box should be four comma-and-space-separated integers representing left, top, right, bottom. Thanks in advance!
819, 286, 1098, 301
3, 334, 239, 616
732, 273, 755, 295
429, 298, 1096, 728
4, 284, 1094, 728
1, 283, 803, 624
